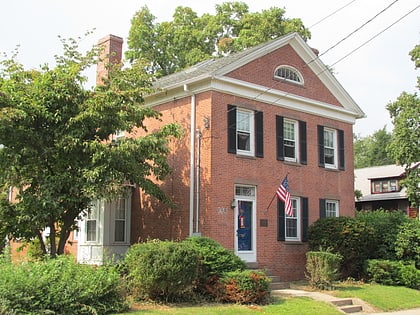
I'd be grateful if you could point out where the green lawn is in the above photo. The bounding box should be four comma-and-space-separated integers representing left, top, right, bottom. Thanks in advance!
118, 296, 342, 315
117, 283, 420, 314
333, 283, 420, 311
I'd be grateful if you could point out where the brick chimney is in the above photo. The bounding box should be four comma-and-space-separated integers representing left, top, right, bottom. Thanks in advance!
96, 34, 123, 86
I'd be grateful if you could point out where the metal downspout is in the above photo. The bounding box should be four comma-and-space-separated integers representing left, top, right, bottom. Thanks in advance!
187, 85, 196, 237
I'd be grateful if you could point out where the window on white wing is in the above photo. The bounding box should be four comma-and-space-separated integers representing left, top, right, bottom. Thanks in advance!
114, 198, 127, 242
86, 202, 99, 242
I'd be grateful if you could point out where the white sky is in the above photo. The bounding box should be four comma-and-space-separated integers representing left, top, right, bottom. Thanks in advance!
1, 0, 419, 136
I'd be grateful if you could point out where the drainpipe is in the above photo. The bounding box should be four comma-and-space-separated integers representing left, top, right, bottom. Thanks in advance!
195, 129, 202, 234
186, 84, 196, 237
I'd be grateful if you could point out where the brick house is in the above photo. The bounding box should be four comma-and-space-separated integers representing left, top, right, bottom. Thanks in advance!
75, 33, 365, 281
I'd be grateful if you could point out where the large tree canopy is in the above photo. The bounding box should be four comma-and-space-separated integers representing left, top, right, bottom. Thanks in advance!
386, 44, 420, 208
353, 126, 393, 169
126, 1, 311, 77
0, 35, 180, 257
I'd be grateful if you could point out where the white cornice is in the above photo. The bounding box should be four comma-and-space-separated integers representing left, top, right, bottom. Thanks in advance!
145, 75, 362, 124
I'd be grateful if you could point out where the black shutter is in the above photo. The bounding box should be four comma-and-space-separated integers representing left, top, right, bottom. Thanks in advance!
277, 199, 285, 241
317, 125, 325, 167
301, 197, 309, 242
255, 111, 264, 158
276, 116, 284, 161
227, 105, 236, 154
338, 129, 345, 170
319, 199, 326, 218
299, 121, 307, 165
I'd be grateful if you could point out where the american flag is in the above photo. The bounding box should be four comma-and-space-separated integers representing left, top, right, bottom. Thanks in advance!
276, 176, 293, 216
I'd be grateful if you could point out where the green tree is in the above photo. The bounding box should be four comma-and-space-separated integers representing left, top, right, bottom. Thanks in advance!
0, 34, 181, 257
353, 126, 393, 169
386, 45, 420, 207
126, 2, 310, 77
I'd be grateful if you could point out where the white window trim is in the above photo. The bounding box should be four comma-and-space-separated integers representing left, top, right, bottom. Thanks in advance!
324, 128, 338, 169
112, 197, 130, 244
285, 197, 301, 241
236, 108, 255, 157
85, 200, 102, 243
274, 65, 304, 85
325, 200, 339, 217
284, 118, 299, 163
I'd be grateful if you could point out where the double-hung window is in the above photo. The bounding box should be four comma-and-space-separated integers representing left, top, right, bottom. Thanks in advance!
278, 196, 308, 242
114, 198, 127, 242
236, 109, 254, 154
228, 105, 263, 157
86, 201, 101, 242
318, 125, 345, 170
320, 199, 339, 218
276, 116, 307, 164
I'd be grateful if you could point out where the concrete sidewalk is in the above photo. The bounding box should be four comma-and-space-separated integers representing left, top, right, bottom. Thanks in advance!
272, 289, 420, 314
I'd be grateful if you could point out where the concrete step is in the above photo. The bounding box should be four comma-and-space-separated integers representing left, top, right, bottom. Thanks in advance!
331, 298, 354, 307
340, 304, 363, 313
270, 281, 290, 290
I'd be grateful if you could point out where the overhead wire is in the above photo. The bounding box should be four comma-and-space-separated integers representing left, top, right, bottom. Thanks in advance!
224, 2, 419, 129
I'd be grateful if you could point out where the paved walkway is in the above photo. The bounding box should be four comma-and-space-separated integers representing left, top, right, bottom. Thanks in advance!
273, 289, 420, 314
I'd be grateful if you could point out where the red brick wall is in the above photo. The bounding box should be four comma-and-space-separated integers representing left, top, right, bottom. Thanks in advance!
226, 44, 342, 107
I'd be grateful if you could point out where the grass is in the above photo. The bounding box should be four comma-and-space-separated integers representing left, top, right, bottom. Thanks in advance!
117, 296, 342, 315
117, 283, 420, 314
333, 282, 420, 311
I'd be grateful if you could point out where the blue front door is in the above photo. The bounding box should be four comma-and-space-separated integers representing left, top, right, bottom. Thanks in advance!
237, 200, 252, 251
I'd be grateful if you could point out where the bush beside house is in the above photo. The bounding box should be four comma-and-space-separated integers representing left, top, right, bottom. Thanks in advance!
307, 210, 420, 289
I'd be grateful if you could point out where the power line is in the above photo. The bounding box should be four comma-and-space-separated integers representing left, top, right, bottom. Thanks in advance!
327, 4, 420, 71
319, 0, 400, 58
309, 0, 358, 29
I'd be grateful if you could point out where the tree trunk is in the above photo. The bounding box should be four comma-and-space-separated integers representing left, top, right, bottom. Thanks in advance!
36, 230, 47, 256
49, 221, 57, 258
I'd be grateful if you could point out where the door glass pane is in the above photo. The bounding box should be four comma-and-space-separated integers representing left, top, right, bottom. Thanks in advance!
237, 200, 252, 251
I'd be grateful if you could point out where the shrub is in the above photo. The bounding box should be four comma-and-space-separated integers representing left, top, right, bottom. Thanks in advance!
306, 251, 342, 290
214, 270, 270, 304
0, 255, 128, 314
395, 220, 420, 268
366, 259, 420, 290
124, 240, 199, 302
184, 236, 246, 282
308, 216, 374, 279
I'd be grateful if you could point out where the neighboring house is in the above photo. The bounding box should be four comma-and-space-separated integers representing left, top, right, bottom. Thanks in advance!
72, 32, 365, 281
354, 164, 419, 219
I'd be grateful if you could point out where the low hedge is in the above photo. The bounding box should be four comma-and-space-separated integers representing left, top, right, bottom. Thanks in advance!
208, 270, 271, 304
366, 259, 420, 290
0, 255, 128, 314
124, 240, 199, 302
306, 251, 342, 290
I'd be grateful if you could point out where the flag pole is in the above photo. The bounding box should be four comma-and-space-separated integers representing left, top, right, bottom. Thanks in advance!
265, 172, 290, 211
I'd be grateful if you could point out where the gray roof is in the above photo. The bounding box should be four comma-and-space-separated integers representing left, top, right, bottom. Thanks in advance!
153, 38, 271, 90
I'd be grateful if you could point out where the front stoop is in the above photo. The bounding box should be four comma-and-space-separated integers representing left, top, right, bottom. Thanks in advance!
331, 299, 363, 313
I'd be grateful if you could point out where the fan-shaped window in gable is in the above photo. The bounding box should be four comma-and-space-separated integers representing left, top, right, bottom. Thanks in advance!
274, 66, 303, 85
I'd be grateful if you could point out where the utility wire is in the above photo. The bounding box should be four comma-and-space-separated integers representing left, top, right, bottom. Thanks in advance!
323, 4, 420, 74
309, 0, 358, 29
319, 0, 400, 58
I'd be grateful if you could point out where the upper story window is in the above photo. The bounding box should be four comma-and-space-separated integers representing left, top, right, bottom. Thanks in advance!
112, 130, 125, 143
371, 179, 399, 193
236, 109, 254, 155
318, 125, 345, 170
276, 116, 307, 164
274, 65, 303, 85
228, 105, 263, 158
